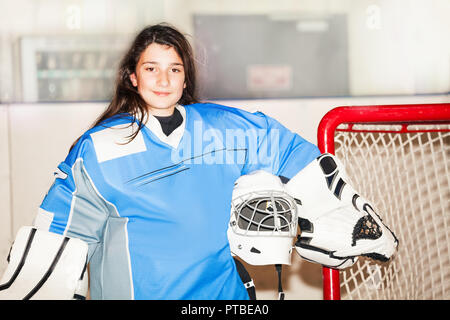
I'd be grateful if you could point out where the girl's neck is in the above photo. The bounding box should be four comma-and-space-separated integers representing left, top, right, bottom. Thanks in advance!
147, 105, 176, 117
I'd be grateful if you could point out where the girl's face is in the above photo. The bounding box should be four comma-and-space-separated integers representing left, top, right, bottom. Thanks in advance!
130, 43, 186, 116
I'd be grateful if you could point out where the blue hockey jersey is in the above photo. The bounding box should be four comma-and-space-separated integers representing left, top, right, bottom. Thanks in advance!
35, 103, 320, 300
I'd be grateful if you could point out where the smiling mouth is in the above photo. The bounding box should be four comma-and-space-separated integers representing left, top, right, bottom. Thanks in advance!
153, 91, 170, 96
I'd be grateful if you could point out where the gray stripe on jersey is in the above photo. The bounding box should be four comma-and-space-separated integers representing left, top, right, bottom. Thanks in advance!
66, 159, 133, 300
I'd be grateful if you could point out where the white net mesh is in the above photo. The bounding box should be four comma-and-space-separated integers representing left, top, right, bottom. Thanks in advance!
334, 123, 449, 300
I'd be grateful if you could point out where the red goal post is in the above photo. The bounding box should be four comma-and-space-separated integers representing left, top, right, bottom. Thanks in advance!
317, 103, 450, 300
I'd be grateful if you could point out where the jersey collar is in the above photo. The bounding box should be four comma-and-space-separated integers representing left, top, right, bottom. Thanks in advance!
145, 105, 186, 149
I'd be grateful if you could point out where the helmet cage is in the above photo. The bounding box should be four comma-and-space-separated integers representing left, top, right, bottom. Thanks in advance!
230, 190, 298, 238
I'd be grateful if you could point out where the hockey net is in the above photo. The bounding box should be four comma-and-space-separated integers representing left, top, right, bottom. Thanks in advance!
317, 104, 450, 300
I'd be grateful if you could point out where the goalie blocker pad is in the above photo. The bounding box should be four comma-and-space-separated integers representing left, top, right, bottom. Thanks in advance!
285, 153, 399, 269
0, 226, 88, 300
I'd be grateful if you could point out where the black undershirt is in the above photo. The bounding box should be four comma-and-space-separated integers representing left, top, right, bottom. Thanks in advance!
153, 108, 183, 136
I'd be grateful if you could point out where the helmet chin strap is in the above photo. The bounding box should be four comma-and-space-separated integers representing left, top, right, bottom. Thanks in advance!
275, 264, 285, 300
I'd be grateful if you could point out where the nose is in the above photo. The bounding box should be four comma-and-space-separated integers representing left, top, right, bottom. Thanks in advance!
157, 71, 169, 87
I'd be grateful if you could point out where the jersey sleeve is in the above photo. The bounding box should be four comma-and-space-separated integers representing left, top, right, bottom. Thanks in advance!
33, 135, 109, 260
240, 111, 321, 179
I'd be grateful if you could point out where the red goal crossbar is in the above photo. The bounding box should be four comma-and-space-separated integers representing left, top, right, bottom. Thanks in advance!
316, 103, 450, 300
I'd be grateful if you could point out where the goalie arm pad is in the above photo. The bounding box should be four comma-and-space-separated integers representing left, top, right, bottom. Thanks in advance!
0, 226, 88, 300
285, 153, 399, 269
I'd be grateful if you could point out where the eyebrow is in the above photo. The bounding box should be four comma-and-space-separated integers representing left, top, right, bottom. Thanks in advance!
142, 61, 184, 66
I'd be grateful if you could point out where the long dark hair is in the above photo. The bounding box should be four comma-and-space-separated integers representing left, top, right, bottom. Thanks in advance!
71, 23, 199, 150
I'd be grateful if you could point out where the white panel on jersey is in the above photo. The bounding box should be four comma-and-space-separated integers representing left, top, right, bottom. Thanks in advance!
33, 208, 54, 231
90, 123, 147, 163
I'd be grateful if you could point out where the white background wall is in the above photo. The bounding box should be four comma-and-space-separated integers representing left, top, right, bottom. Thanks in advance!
1, 0, 449, 102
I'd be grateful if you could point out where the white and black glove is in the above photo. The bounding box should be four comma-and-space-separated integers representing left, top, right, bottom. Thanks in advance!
0, 226, 88, 300
284, 153, 399, 269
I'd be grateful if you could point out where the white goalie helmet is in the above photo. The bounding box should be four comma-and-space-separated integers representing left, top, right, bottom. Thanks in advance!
227, 170, 298, 266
